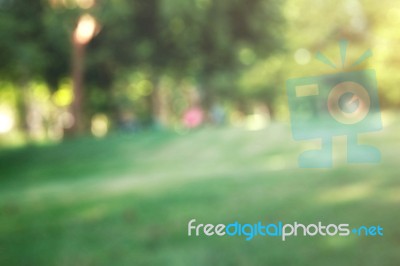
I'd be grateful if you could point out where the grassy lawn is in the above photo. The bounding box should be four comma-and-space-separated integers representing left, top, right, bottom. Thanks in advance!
0, 121, 399, 265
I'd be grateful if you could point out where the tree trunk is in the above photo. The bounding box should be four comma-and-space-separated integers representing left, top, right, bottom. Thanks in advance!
69, 41, 85, 135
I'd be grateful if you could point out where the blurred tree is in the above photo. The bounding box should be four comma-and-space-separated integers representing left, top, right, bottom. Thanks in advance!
159, 0, 284, 112
0, 0, 285, 137
0, 0, 44, 81
0, 0, 51, 136
86, 0, 285, 126
0, 0, 74, 90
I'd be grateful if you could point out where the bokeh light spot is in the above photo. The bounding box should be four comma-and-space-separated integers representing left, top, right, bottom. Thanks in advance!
74, 14, 98, 45
91, 114, 109, 137
239, 48, 256, 65
76, 0, 95, 9
137, 80, 153, 96
0, 108, 14, 134
53, 81, 74, 107
294, 48, 311, 65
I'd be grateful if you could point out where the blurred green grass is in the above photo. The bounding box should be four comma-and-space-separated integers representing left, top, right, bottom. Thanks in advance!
0, 121, 400, 265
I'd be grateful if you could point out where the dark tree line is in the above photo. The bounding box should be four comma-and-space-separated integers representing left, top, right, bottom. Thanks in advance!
0, 0, 284, 136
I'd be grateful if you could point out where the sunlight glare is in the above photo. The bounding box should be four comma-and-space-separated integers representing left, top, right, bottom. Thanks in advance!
74, 14, 98, 45
0, 109, 14, 134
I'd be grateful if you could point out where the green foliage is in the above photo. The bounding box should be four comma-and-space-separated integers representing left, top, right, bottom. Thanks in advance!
0, 0, 73, 89
87, 0, 284, 95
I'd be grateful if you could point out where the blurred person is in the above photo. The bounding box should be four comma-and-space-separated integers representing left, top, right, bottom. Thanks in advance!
183, 105, 204, 128
210, 103, 226, 126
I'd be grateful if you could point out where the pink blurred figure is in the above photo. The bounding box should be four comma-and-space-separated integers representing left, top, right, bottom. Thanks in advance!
183, 106, 204, 128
